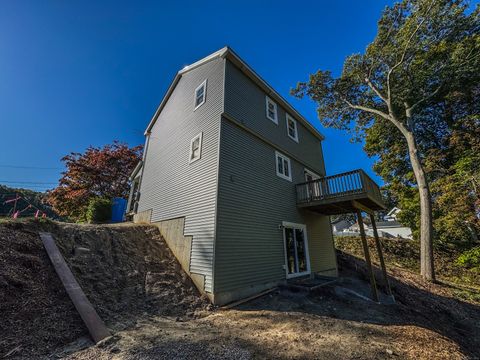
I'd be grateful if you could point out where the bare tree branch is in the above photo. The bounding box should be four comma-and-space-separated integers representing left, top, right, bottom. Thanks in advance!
342, 98, 412, 137
343, 99, 392, 121
365, 77, 388, 104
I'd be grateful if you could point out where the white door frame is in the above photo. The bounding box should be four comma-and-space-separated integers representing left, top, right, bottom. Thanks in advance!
282, 221, 311, 279
304, 168, 320, 181
304, 168, 321, 199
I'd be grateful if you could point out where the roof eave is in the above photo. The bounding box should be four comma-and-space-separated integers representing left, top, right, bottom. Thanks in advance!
144, 47, 229, 135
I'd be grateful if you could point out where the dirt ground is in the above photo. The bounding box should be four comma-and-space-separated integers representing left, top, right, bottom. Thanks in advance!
1, 220, 479, 359
0, 220, 209, 359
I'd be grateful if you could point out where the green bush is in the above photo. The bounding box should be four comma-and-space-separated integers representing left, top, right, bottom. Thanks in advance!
86, 197, 112, 224
456, 247, 480, 270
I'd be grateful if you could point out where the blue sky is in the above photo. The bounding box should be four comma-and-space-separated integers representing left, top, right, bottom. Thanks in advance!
0, 0, 395, 192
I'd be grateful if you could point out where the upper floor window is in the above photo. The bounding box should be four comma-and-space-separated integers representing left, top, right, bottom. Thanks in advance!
194, 80, 207, 110
286, 114, 298, 142
189, 132, 203, 163
265, 96, 278, 124
275, 151, 292, 181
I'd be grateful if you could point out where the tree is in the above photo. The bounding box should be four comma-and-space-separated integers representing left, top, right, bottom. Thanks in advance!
364, 74, 480, 251
47, 142, 142, 221
292, 0, 480, 280
431, 116, 480, 247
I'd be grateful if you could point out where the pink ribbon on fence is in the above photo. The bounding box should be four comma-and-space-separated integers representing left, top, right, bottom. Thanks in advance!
4, 196, 21, 204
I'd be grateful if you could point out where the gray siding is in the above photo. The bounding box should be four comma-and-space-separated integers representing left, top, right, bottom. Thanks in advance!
224, 60, 325, 175
214, 119, 335, 293
138, 58, 224, 292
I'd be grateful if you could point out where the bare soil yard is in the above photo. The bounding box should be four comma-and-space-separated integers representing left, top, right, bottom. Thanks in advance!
1, 220, 479, 359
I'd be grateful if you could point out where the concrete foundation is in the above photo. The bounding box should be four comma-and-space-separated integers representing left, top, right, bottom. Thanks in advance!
133, 214, 213, 302
212, 279, 284, 305
133, 209, 152, 224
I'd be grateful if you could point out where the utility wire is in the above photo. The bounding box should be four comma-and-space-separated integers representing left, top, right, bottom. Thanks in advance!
1, 185, 54, 188
0, 164, 62, 170
0, 180, 57, 184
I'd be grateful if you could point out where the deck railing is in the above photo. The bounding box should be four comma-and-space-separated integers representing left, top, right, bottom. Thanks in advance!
296, 169, 383, 205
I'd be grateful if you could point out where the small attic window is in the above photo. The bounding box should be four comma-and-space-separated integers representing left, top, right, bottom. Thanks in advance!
189, 132, 203, 164
265, 96, 278, 124
286, 114, 299, 142
194, 80, 207, 110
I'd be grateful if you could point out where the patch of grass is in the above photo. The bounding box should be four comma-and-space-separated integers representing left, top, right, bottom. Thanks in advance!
335, 235, 480, 303
452, 288, 480, 303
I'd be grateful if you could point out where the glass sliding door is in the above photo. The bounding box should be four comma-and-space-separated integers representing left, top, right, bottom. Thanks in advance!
282, 222, 311, 278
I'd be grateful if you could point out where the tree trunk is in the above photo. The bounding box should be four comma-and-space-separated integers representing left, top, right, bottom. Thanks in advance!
405, 132, 435, 281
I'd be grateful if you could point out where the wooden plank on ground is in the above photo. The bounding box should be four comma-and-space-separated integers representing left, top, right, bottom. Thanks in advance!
39, 232, 111, 343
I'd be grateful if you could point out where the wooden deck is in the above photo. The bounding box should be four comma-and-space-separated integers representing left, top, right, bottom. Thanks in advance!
296, 170, 385, 215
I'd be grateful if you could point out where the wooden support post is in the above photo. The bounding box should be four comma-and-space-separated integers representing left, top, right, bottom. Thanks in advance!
370, 214, 393, 296
356, 210, 379, 302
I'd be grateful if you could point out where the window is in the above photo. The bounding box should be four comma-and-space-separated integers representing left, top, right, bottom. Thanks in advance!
265, 96, 278, 124
194, 80, 207, 110
286, 114, 298, 142
275, 151, 292, 181
189, 132, 203, 163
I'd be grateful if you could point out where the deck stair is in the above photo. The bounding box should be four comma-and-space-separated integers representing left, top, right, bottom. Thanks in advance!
285, 276, 337, 293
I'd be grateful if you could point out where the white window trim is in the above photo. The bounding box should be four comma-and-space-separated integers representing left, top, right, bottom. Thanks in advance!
194, 79, 207, 111
286, 114, 299, 142
282, 221, 311, 279
265, 96, 278, 124
275, 151, 292, 182
189, 132, 203, 164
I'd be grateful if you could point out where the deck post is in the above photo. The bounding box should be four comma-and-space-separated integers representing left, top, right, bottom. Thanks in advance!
369, 214, 393, 296
356, 210, 379, 302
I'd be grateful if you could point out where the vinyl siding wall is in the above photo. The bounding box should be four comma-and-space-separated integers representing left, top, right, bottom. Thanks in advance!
214, 119, 336, 294
224, 59, 326, 176
137, 58, 224, 292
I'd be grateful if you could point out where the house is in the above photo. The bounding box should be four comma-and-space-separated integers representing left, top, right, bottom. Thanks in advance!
331, 218, 353, 233
384, 207, 401, 221
375, 221, 413, 239
345, 208, 413, 239
378, 208, 413, 239
126, 47, 385, 305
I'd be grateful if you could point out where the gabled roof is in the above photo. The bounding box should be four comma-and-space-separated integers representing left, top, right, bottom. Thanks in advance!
144, 47, 325, 140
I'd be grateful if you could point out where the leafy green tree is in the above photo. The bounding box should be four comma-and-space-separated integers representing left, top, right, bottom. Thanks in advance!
293, 0, 479, 280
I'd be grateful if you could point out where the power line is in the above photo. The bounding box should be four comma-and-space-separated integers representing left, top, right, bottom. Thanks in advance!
0, 180, 57, 184
0, 164, 62, 170
1, 185, 53, 188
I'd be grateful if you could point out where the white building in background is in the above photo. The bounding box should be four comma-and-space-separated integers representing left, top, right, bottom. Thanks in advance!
336, 207, 413, 239
331, 219, 352, 233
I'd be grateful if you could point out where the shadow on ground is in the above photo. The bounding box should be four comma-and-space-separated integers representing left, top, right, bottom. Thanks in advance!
235, 251, 480, 359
